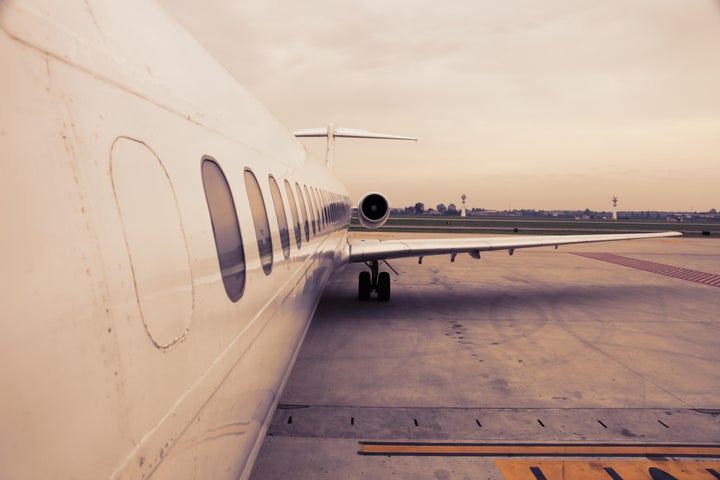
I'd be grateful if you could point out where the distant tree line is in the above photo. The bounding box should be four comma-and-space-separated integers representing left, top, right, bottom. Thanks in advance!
399, 202, 465, 216
391, 205, 719, 221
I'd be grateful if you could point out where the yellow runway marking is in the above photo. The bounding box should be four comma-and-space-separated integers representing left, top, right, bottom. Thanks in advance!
496, 460, 720, 480
358, 442, 720, 457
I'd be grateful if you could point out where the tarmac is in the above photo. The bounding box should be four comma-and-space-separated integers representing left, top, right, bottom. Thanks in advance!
250, 234, 720, 479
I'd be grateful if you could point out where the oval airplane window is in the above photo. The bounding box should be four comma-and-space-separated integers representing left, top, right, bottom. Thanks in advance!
323, 190, 331, 225
245, 169, 273, 275
304, 185, 317, 236
323, 190, 330, 224
295, 183, 310, 241
313, 188, 322, 232
110, 137, 194, 349
201, 158, 246, 302
268, 176, 290, 259
311, 187, 325, 230
314, 188, 325, 231
324, 190, 330, 225
284, 180, 302, 249
317, 188, 326, 230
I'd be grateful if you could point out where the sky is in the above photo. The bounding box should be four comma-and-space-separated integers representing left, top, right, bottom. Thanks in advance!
159, 0, 720, 212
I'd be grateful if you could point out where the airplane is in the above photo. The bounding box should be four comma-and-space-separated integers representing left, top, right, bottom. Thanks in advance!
0, 1, 682, 479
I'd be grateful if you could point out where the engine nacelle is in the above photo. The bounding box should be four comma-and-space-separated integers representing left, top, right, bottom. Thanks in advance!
357, 192, 390, 229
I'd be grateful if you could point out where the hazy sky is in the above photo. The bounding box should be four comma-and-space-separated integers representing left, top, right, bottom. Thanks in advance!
160, 0, 720, 212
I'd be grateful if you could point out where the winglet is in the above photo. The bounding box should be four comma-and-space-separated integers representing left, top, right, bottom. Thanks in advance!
293, 123, 416, 170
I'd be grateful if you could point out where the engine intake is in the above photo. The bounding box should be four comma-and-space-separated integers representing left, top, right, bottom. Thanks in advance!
357, 192, 390, 229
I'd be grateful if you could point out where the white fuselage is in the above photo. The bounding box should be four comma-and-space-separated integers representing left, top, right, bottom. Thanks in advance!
0, 1, 350, 478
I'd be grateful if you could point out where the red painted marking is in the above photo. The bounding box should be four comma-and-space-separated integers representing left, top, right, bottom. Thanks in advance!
572, 253, 720, 288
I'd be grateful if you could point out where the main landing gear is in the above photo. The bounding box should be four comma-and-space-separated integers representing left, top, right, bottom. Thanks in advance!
358, 260, 396, 301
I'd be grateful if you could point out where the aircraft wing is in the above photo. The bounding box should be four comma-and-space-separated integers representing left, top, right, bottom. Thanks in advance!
347, 231, 682, 263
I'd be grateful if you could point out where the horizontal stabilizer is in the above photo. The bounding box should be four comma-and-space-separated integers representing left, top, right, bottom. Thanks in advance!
292, 124, 416, 170
293, 126, 416, 141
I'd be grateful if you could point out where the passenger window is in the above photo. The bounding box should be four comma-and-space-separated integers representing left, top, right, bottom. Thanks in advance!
333, 194, 339, 222
313, 191, 320, 232
295, 183, 310, 241
319, 189, 326, 227
201, 159, 245, 302
311, 187, 322, 232
317, 189, 326, 229
319, 189, 327, 229
304, 185, 316, 236
244, 169, 273, 275
268, 176, 291, 258
330, 193, 338, 223
284, 180, 302, 249
320, 190, 332, 224
312, 188, 321, 231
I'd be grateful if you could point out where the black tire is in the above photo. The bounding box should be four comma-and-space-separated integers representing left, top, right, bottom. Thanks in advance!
377, 271, 391, 301
358, 271, 371, 301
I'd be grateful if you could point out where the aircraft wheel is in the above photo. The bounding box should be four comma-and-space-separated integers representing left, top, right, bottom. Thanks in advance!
377, 271, 391, 301
358, 271, 371, 301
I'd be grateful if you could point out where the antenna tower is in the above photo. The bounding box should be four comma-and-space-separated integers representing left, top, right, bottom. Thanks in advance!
612, 196, 618, 220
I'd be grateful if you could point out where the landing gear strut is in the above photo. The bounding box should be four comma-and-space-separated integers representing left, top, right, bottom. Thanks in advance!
358, 260, 395, 301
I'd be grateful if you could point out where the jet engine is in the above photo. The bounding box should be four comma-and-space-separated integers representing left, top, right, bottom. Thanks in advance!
357, 192, 390, 229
